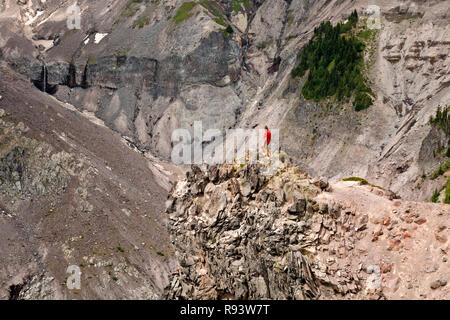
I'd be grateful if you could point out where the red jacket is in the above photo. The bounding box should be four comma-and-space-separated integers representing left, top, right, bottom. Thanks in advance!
264, 130, 271, 144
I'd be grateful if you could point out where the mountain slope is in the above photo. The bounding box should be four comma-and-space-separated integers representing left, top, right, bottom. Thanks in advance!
0, 0, 449, 300
0, 64, 176, 299
1, 0, 448, 201
165, 160, 449, 300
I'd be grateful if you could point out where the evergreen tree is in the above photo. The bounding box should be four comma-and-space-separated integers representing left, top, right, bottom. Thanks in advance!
291, 12, 373, 111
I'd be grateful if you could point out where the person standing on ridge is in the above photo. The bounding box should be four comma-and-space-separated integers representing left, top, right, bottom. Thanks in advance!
262, 125, 271, 157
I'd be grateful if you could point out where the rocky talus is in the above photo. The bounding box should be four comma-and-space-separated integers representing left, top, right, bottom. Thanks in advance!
0, 109, 78, 200
0, 68, 175, 300
164, 157, 449, 300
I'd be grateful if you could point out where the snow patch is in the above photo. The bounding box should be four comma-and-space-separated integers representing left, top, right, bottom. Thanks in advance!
25, 10, 44, 26
94, 33, 108, 44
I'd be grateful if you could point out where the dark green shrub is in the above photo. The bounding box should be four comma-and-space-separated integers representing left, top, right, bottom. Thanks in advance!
445, 180, 450, 204
221, 25, 234, 37
429, 106, 449, 136
354, 91, 373, 111
431, 189, 440, 203
431, 159, 450, 179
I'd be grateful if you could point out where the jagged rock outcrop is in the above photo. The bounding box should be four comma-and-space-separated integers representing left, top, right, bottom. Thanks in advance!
165, 158, 365, 299
165, 157, 449, 300
0, 111, 77, 198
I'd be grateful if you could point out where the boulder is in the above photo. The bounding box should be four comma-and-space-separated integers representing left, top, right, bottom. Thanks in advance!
312, 176, 329, 190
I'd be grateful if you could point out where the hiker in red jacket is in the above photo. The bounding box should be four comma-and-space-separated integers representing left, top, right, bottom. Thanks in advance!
262, 125, 271, 157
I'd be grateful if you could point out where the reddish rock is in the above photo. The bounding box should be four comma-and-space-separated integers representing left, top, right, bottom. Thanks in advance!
380, 263, 392, 273
435, 233, 448, 243
430, 281, 441, 290
414, 217, 427, 225
388, 239, 401, 251
403, 231, 412, 239
383, 216, 391, 226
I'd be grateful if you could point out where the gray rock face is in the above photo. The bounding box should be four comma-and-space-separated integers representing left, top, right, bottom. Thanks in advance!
164, 161, 362, 300
37, 30, 238, 92
2, 0, 243, 157
1, 0, 448, 200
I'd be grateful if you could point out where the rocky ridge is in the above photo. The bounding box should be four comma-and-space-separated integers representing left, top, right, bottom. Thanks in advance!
165, 156, 449, 300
